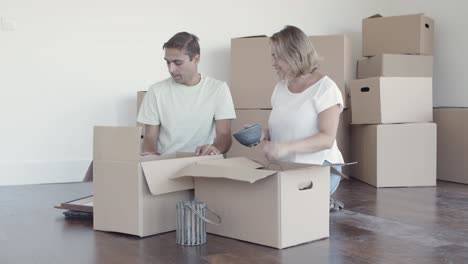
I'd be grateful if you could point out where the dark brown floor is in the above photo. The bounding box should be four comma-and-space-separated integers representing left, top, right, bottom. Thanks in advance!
1, 179, 467, 264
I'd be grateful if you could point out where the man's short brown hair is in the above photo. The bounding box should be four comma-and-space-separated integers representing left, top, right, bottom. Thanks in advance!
163, 32, 200, 60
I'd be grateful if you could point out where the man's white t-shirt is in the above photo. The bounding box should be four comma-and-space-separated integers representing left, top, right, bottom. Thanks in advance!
137, 76, 236, 154
269, 76, 344, 164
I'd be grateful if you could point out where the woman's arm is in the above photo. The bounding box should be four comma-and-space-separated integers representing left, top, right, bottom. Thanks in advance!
264, 104, 341, 160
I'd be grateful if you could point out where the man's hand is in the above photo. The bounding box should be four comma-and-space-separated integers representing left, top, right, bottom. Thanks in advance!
195, 144, 221, 156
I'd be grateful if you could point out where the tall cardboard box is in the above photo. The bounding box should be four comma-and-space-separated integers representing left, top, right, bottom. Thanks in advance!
93, 126, 222, 237
228, 109, 352, 174
350, 77, 433, 124
362, 14, 434, 56
173, 157, 331, 249
357, 54, 433, 79
231, 34, 352, 109
350, 123, 437, 187
434, 108, 468, 184
337, 109, 351, 174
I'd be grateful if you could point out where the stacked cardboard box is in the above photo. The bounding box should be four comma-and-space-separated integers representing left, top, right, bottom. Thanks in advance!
228, 35, 353, 173
350, 14, 437, 187
434, 108, 468, 184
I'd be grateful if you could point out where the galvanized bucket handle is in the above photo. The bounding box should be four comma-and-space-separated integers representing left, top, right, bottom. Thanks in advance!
186, 204, 222, 226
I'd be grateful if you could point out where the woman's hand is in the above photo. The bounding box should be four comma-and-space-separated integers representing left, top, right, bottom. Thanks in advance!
263, 141, 290, 161
261, 127, 270, 142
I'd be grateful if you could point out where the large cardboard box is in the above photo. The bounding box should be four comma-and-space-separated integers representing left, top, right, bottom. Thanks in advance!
350, 77, 433, 124
231, 34, 352, 109
350, 123, 437, 187
357, 54, 433, 79
227, 109, 352, 174
434, 108, 468, 184
93, 126, 222, 237
173, 157, 331, 249
362, 14, 434, 56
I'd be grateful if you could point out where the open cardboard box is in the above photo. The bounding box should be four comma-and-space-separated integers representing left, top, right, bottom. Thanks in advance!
172, 157, 351, 249
93, 126, 223, 237
55, 196, 93, 213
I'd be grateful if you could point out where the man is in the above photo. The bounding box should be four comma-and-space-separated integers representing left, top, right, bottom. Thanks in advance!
137, 32, 236, 156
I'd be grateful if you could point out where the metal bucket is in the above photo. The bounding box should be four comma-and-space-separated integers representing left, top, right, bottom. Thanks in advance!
176, 200, 221, 246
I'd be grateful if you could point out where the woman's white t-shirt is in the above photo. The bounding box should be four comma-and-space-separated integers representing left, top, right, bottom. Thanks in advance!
268, 76, 344, 165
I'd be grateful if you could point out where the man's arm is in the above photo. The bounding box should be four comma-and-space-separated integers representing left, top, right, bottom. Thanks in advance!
213, 119, 232, 154
195, 119, 232, 155
142, 124, 160, 155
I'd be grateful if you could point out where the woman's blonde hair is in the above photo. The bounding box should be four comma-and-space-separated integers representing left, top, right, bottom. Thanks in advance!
270, 25, 321, 80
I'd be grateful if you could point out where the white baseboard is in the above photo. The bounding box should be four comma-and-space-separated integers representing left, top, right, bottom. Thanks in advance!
0, 160, 92, 186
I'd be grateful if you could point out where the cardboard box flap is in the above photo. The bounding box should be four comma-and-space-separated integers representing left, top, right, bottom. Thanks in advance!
234, 35, 267, 39
197, 157, 264, 169
94, 126, 142, 162
141, 154, 224, 195
173, 163, 277, 184
366, 13, 426, 20
260, 161, 320, 171
54, 195, 93, 213
262, 160, 355, 171
367, 13, 382, 19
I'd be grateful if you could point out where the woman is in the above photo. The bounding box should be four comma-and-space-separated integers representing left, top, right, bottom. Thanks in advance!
263, 25, 345, 211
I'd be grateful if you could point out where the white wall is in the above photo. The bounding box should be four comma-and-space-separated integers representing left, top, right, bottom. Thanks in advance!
0, 0, 397, 185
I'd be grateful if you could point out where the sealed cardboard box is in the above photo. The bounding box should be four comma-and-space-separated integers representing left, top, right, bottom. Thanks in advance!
350, 77, 433, 124
231, 34, 352, 109
434, 108, 468, 184
93, 126, 222, 237
351, 123, 437, 187
337, 109, 351, 174
357, 54, 433, 79
362, 14, 434, 56
173, 157, 332, 249
227, 109, 352, 174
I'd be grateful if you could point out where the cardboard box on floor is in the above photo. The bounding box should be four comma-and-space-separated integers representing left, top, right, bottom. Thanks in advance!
231, 34, 352, 109
93, 126, 223, 237
362, 14, 433, 56
173, 157, 339, 249
350, 123, 436, 187
350, 77, 433, 125
434, 108, 468, 184
227, 109, 352, 174
357, 54, 433, 79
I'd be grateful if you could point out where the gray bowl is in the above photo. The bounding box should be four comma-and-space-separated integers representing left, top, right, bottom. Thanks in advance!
233, 123, 262, 147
